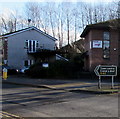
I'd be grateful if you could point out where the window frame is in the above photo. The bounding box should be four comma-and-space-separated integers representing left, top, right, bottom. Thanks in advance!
25, 40, 39, 52
103, 31, 110, 59
103, 32, 110, 40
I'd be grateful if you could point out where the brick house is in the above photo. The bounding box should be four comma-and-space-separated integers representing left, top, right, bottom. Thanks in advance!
0, 26, 58, 70
80, 19, 120, 71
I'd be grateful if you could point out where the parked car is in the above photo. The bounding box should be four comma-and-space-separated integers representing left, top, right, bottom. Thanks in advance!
20, 67, 29, 73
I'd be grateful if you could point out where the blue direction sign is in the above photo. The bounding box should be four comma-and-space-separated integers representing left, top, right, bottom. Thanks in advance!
94, 65, 117, 76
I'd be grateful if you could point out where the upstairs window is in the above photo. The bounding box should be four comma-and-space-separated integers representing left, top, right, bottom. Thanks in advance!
103, 31, 110, 59
103, 32, 110, 40
103, 41, 110, 50
36, 41, 39, 48
25, 40, 39, 52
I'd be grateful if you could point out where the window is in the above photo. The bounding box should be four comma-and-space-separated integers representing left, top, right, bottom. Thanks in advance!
36, 41, 39, 48
24, 60, 34, 67
103, 41, 110, 50
24, 60, 29, 67
103, 32, 110, 40
25, 40, 39, 52
103, 31, 110, 59
33, 41, 35, 52
30, 60, 34, 65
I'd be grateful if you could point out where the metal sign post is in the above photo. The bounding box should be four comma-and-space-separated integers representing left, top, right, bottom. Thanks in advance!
94, 65, 117, 89
98, 76, 101, 89
111, 76, 114, 89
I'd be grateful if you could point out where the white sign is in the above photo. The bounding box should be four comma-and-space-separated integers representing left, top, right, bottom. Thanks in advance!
42, 63, 49, 68
93, 40, 102, 48
94, 65, 117, 76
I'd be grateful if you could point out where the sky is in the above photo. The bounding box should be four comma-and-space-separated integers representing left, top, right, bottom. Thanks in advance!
0, 0, 118, 44
0, 2, 25, 11
0, 0, 116, 2
0, 0, 117, 14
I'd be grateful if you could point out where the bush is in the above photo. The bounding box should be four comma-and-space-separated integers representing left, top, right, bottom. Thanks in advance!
26, 63, 49, 78
26, 54, 85, 78
48, 60, 73, 78
71, 54, 84, 71
26, 60, 79, 78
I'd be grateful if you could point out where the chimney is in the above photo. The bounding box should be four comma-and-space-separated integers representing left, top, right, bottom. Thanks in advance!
28, 19, 31, 27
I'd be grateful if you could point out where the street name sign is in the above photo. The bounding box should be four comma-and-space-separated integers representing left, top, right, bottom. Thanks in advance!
94, 65, 117, 89
94, 65, 117, 76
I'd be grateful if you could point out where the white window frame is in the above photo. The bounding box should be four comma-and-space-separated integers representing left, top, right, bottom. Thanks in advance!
25, 40, 29, 48
27, 40, 39, 53
24, 60, 34, 67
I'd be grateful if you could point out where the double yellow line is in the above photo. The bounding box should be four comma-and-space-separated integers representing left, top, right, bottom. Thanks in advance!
1, 111, 24, 119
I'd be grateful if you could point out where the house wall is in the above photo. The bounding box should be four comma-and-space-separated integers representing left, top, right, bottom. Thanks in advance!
84, 31, 91, 71
84, 29, 120, 71
7, 29, 55, 69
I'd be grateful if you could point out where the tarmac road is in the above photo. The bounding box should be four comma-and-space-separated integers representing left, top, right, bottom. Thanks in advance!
2, 83, 119, 118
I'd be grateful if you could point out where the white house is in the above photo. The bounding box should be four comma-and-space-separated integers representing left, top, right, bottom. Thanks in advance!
1, 26, 58, 70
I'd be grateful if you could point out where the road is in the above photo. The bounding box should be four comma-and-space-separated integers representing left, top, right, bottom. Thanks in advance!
2, 83, 119, 118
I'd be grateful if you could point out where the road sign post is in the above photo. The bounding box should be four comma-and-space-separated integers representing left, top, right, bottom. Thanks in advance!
111, 76, 114, 89
94, 65, 117, 89
98, 76, 101, 89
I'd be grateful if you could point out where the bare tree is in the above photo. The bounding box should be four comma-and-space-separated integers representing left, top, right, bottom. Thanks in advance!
1, 17, 8, 32
0, 9, 23, 34
25, 2, 41, 27
57, 3, 65, 48
117, 1, 120, 18
1, 1, 119, 46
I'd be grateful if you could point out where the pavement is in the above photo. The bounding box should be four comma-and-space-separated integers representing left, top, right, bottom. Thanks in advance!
2, 74, 119, 94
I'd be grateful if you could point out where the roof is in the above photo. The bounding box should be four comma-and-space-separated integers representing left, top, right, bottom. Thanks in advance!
80, 19, 120, 37
60, 39, 85, 54
1, 26, 57, 41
